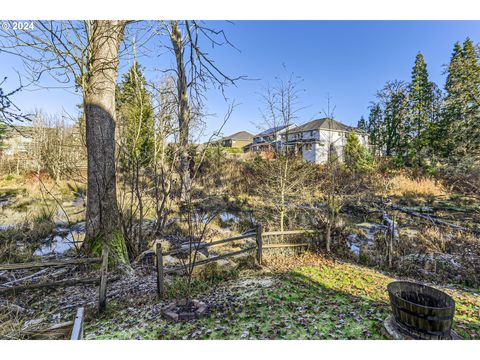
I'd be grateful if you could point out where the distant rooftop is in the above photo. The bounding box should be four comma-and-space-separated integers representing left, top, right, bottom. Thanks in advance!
256, 124, 294, 137
291, 118, 352, 133
221, 131, 253, 141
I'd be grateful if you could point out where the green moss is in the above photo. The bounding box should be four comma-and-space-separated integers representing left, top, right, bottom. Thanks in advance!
87, 230, 130, 267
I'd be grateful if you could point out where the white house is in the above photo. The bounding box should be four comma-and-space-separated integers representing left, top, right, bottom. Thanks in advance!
243, 124, 297, 152
286, 118, 369, 164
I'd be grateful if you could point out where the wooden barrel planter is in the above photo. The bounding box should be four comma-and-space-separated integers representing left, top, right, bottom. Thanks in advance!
387, 281, 455, 340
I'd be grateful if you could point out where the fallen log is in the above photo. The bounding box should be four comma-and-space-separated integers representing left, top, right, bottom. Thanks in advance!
391, 205, 480, 235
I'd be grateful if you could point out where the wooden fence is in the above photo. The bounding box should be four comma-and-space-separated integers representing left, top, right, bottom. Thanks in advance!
156, 226, 318, 297
0, 246, 109, 313
70, 307, 85, 340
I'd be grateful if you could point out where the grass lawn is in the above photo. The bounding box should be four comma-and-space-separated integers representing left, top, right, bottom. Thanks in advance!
85, 253, 480, 340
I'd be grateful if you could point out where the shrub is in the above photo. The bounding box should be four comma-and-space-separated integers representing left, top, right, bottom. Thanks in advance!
344, 131, 375, 174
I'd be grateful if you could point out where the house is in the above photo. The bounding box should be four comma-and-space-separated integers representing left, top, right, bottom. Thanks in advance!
0, 124, 86, 171
243, 124, 296, 152
286, 117, 369, 164
0, 125, 35, 158
218, 131, 253, 149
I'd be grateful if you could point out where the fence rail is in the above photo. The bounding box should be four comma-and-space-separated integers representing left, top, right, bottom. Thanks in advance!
262, 230, 317, 236
0, 257, 102, 271
162, 232, 256, 257
263, 243, 310, 249
156, 225, 318, 298
0, 248, 109, 314
164, 246, 257, 275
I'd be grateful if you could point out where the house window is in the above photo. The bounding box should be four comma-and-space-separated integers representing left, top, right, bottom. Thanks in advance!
304, 144, 313, 151
310, 130, 314, 137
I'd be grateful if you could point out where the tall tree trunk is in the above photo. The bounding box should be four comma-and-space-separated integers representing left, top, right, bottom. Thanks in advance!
170, 21, 191, 200
83, 20, 129, 266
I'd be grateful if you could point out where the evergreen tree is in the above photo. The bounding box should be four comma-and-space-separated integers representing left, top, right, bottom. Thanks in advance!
406, 52, 439, 166
357, 116, 367, 131
367, 103, 383, 156
378, 80, 408, 158
443, 39, 480, 159
424, 82, 444, 165
458, 38, 480, 156
344, 130, 374, 173
117, 62, 155, 168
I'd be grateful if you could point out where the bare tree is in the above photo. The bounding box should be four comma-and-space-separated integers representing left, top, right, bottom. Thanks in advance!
159, 20, 245, 203
29, 110, 85, 182
150, 77, 178, 233
254, 73, 313, 236
0, 77, 30, 125
174, 104, 233, 303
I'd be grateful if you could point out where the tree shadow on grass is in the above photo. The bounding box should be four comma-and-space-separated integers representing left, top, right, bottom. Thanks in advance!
150, 270, 391, 340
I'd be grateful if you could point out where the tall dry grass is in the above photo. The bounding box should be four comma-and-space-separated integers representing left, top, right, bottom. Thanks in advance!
387, 174, 447, 198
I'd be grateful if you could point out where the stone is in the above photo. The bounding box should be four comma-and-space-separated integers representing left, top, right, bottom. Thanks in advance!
163, 311, 179, 322
178, 312, 196, 321
161, 300, 208, 322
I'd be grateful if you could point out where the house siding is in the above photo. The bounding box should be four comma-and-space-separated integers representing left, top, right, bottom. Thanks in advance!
247, 118, 370, 164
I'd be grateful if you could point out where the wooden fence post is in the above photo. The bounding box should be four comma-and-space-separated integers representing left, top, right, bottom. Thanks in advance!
98, 244, 108, 314
388, 216, 395, 268
156, 242, 164, 298
256, 224, 263, 265
70, 307, 85, 340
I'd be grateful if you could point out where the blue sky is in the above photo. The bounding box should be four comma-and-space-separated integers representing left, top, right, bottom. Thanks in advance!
1, 20, 479, 139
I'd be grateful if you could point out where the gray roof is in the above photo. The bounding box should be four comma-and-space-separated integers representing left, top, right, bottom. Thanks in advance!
221, 131, 253, 141
291, 118, 352, 133
256, 124, 290, 137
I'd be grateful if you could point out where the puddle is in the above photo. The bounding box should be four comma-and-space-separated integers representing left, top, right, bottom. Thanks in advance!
217, 210, 256, 232
347, 222, 388, 256
356, 222, 387, 242
71, 196, 85, 207
219, 211, 240, 223
0, 224, 13, 231
34, 222, 85, 256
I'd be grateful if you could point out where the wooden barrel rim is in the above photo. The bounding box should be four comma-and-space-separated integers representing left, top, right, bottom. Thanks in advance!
387, 281, 455, 311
